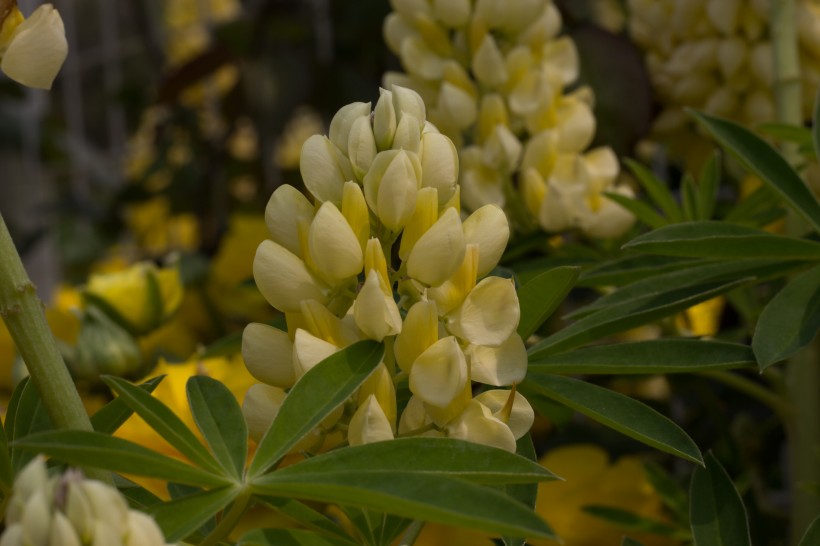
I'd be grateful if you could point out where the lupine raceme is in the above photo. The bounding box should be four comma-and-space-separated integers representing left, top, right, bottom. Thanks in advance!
628, 0, 820, 164
382, 0, 635, 238
242, 85, 534, 453
0, 457, 173, 546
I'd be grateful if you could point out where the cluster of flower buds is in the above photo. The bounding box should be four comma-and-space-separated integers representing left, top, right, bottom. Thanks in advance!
0, 457, 172, 546
242, 86, 533, 453
382, 0, 634, 238
0, 2, 67, 89
628, 0, 820, 156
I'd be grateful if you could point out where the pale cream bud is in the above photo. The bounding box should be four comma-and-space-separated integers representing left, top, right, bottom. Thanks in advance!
243, 384, 284, 441
472, 34, 508, 88
364, 150, 422, 231
264, 185, 315, 258
392, 112, 422, 153
749, 41, 773, 87
124, 511, 166, 546
347, 115, 378, 179
435, 82, 477, 131
383, 13, 415, 55
242, 323, 295, 388
483, 124, 522, 173
292, 328, 338, 379
359, 363, 397, 427
409, 336, 468, 408
0, 5, 67, 90
254, 240, 329, 313
433, 0, 470, 27
300, 135, 352, 205
392, 85, 427, 124
420, 131, 459, 205
542, 37, 580, 86
517, 3, 562, 48
329, 101, 371, 155
399, 187, 439, 261
354, 270, 403, 341
309, 202, 364, 283
462, 205, 509, 277
348, 395, 395, 446
48, 510, 81, 546
341, 181, 370, 253
394, 299, 439, 373
373, 88, 397, 150
22, 491, 51, 546
556, 97, 596, 152
0, 524, 23, 546
406, 207, 466, 287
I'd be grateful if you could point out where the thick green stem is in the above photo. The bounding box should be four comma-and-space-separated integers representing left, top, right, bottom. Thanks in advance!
771, 2, 820, 541
0, 215, 110, 483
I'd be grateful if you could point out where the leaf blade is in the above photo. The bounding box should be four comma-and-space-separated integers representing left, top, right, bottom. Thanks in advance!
147, 486, 240, 542
689, 452, 751, 546
516, 266, 580, 340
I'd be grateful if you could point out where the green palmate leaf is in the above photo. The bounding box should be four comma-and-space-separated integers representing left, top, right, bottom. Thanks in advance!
578, 255, 701, 287
583, 505, 685, 538
251, 470, 556, 541
691, 110, 820, 233
248, 340, 384, 478
504, 434, 540, 546
187, 375, 248, 480
799, 515, 820, 546
11, 378, 54, 473
689, 452, 751, 546
624, 159, 683, 222
623, 222, 820, 259
753, 264, 820, 369
238, 528, 360, 546
529, 339, 755, 375
102, 375, 223, 476
522, 374, 703, 464
569, 258, 793, 320
14, 430, 231, 488
723, 184, 784, 225
529, 278, 749, 358
517, 266, 580, 340
603, 191, 668, 229
147, 485, 240, 542
90, 376, 163, 434
267, 438, 557, 485
644, 463, 689, 522
259, 497, 350, 540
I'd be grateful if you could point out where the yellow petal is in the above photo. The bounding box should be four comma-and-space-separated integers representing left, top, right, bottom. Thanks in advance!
341, 181, 371, 253
242, 323, 295, 388
399, 187, 439, 261
348, 394, 395, 446
445, 399, 516, 452
394, 299, 439, 373
427, 244, 479, 315
406, 207, 466, 287
354, 270, 403, 341
329, 101, 371, 154
253, 240, 328, 313
462, 205, 509, 277
472, 34, 508, 88
300, 135, 349, 205
474, 389, 534, 439
420, 132, 459, 206
364, 150, 422, 231
447, 276, 519, 347
373, 88, 398, 150
264, 185, 315, 258
292, 328, 338, 379
0, 5, 67, 90
309, 202, 364, 283
359, 363, 398, 427
409, 336, 468, 408
364, 238, 392, 293
469, 333, 527, 386
242, 383, 286, 441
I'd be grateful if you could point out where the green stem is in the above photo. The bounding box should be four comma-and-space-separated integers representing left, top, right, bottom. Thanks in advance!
0, 216, 110, 483
772, 1, 820, 541
699, 371, 791, 422
200, 488, 251, 546
397, 520, 425, 546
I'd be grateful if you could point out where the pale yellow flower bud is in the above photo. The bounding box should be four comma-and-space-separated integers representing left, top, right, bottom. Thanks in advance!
329, 101, 371, 155
65, 482, 94, 541
347, 115, 378, 179
125, 512, 168, 546
749, 41, 773, 87
242, 323, 295, 388
349, 395, 395, 446
398, 395, 438, 436
406, 207, 466, 287
264, 185, 315, 257
409, 336, 468, 408
502, 0, 549, 34
427, 244, 479, 315
0, 524, 23, 546
364, 149, 422, 231
0, 5, 67, 90
392, 84, 427, 124
433, 0, 471, 27
300, 299, 361, 347
300, 135, 351, 205
253, 240, 329, 313
392, 112, 422, 152
359, 363, 398, 427
243, 383, 286, 441
445, 399, 516, 452
542, 37, 579, 86
447, 276, 519, 347
462, 205, 509, 277
483, 124, 522, 173
354, 270, 403, 341
474, 389, 535, 439
292, 328, 338, 379
555, 97, 596, 152
469, 332, 528, 387
472, 34, 508, 88
476, 94, 509, 144
48, 512, 81, 546
373, 88, 398, 150
308, 202, 364, 283
364, 238, 391, 293
420, 132, 459, 205
434, 82, 478, 131
394, 299, 439, 373
22, 490, 51, 546
518, 3, 562, 48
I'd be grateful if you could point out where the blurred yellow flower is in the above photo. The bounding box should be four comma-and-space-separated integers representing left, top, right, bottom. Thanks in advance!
114, 354, 255, 497
125, 197, 200, 257
677, 297, 725, 337
274, 108, 325, 170
531, 445, 682, 546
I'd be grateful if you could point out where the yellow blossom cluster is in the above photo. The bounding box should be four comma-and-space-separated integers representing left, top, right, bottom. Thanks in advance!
383, 0, 634, 238
1, 457, 172, 546
242, 86, 533, 453
629, 0, 820, 160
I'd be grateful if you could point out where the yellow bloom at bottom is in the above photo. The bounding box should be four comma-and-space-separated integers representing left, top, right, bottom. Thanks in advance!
531, 445, 682, 546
